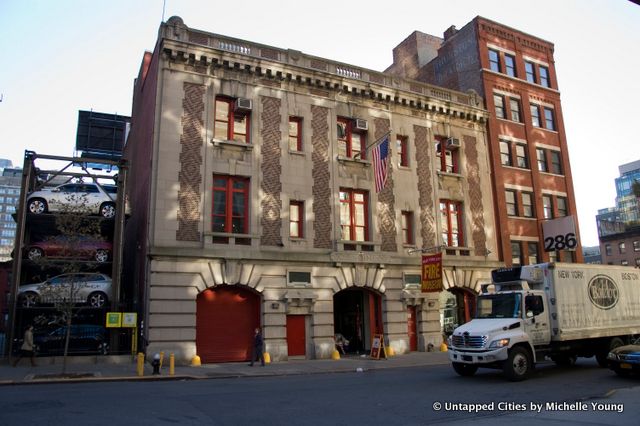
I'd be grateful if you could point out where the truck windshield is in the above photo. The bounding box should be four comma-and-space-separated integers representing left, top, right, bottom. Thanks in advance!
475, 293, 522, 319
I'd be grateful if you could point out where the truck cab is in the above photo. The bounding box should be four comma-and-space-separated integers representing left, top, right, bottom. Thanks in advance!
448, 263, 640, 381
448, 266, 551, 381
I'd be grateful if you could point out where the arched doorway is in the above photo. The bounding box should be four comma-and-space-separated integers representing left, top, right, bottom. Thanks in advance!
333, 287, 383, 354
440, 287, 476, 337
196, 285, 261, 363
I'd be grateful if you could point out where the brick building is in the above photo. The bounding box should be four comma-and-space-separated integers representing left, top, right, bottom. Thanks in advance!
387, 16, 584, 266
124, 17, 500, 363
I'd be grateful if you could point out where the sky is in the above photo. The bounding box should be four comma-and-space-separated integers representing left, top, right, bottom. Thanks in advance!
0, 0, 638, 247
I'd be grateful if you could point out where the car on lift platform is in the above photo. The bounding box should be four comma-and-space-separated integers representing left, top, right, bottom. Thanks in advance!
17, 273, 112, 308
27, 182, 118, 218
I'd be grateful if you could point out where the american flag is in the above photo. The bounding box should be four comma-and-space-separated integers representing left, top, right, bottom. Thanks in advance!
372, 135, 390, 193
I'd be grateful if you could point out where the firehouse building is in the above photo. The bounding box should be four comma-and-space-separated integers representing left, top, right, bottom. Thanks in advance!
124, 17, 501, 363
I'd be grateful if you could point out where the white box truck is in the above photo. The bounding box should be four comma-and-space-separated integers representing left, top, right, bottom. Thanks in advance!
447, 263, 640, 381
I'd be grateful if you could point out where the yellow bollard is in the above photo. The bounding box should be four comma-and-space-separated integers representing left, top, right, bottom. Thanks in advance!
136, 352, 145, 376
331, 349, 341, 360
169, 353, 175, 376
191, 355, 201, 367
440, 341, 448, 352
263, 352, 271, 364
159, 351, 165, 369
385, 346, 395, 357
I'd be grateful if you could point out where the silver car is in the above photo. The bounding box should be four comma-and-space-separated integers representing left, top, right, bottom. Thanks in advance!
18, 273, 112, 308
27, 183, 118, 218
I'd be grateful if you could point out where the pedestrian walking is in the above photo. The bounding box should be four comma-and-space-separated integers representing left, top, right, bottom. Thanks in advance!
249, 327, 265, 366
13, 324, 36, 367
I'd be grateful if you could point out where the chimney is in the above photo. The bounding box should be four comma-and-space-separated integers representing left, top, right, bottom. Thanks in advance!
444, 25, 457, 41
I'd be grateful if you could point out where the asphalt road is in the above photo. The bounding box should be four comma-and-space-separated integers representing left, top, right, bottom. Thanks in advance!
1, 358, 638, 425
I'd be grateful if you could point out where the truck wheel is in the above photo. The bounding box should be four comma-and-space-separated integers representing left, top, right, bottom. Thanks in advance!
504, 347, 531, 381
452, 362, 478, 377
596, 337, 625, 368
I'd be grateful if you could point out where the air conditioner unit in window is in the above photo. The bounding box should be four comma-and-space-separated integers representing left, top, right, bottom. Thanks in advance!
446, 137, 461, 148
354, 118, 368, 131
235, 98, 252, 112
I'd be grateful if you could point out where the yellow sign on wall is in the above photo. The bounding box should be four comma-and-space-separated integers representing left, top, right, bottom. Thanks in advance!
106, 312, 122, 328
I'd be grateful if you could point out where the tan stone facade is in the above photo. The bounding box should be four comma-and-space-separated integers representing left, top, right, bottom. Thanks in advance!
128, 17, 501, 363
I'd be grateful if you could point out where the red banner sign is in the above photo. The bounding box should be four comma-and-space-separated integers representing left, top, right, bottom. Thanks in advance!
421, 253, 443, 293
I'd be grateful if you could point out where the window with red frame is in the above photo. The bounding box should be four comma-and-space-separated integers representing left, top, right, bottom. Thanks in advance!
337, 118, 366, 159
214, 98, 250, 143
289, 200, 304, 238
397, 135, 409, 167
339, 188, 368, 242
435, 137, 459, 173
288, 117, 302, 152
212, 175, 249, 244
440, 200, 463, 247
401, 210, 414, 245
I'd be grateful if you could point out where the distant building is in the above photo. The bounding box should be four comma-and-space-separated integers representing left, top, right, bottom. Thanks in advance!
600, 227, 640, 267
0, 165, 21, 262
596, 159, 640, 266
0, 159, 12, 171
582, 246, 601, 264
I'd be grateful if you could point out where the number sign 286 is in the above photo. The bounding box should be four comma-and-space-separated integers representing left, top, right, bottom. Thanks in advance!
544, 232, 577, 251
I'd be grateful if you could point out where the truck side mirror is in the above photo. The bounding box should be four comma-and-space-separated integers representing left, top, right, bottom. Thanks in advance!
526, 310, 534, 319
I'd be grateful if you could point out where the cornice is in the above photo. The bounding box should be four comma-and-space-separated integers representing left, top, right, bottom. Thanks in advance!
159, 18, 489, 124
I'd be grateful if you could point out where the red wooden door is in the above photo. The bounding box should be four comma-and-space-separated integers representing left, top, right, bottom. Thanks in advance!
407, 306, 417, 351
286, 315, 306, 356
196, 286, 260, 363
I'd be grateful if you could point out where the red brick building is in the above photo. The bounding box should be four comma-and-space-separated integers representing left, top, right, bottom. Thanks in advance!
387, 17, 584, 265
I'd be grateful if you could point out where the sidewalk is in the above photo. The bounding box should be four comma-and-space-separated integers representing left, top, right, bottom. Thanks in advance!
0, 351, 451, 385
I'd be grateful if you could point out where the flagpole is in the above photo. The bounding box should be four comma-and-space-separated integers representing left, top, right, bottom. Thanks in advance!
354, 131, 391, 160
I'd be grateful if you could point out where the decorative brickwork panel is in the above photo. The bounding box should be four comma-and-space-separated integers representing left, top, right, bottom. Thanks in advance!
188, 32, 209, 46
311, 105, 332, 249
369, 74, 384, 84
464, 135, 488, 256
409, 84, 423, 94
260, 96, 283, 246
414, 125, 437, 249
260, 48, 279, 60
310, 60, 328, 71
375, 118, 397, 252
177, 83, 205, 242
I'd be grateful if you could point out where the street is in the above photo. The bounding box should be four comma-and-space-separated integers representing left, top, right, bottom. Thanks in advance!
1, 358, 638, 425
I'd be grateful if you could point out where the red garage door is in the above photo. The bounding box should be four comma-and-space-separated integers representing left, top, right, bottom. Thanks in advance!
196, 285, 260, 363
286, 315, 306, 357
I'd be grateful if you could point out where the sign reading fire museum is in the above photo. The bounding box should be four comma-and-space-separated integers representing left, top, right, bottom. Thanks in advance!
421, 253, 443, 293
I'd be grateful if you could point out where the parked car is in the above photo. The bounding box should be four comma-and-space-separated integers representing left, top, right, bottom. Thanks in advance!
608, 339, 640, 377
27, 182, 118, 218
24, 235, 112, 263
18, 273, 112, 308
34, 324, 109, 355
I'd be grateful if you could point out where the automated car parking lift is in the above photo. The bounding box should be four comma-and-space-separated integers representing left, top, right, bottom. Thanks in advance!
6, 151, 129, 359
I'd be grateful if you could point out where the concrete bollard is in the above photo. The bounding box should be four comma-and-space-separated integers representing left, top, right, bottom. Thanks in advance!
136, 352, 145, 377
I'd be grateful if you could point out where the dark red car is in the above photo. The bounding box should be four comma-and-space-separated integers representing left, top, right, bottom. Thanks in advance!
24, 236, 112, 263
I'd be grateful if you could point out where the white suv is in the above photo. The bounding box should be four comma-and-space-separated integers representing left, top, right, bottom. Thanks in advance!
27, 183, 118, 218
